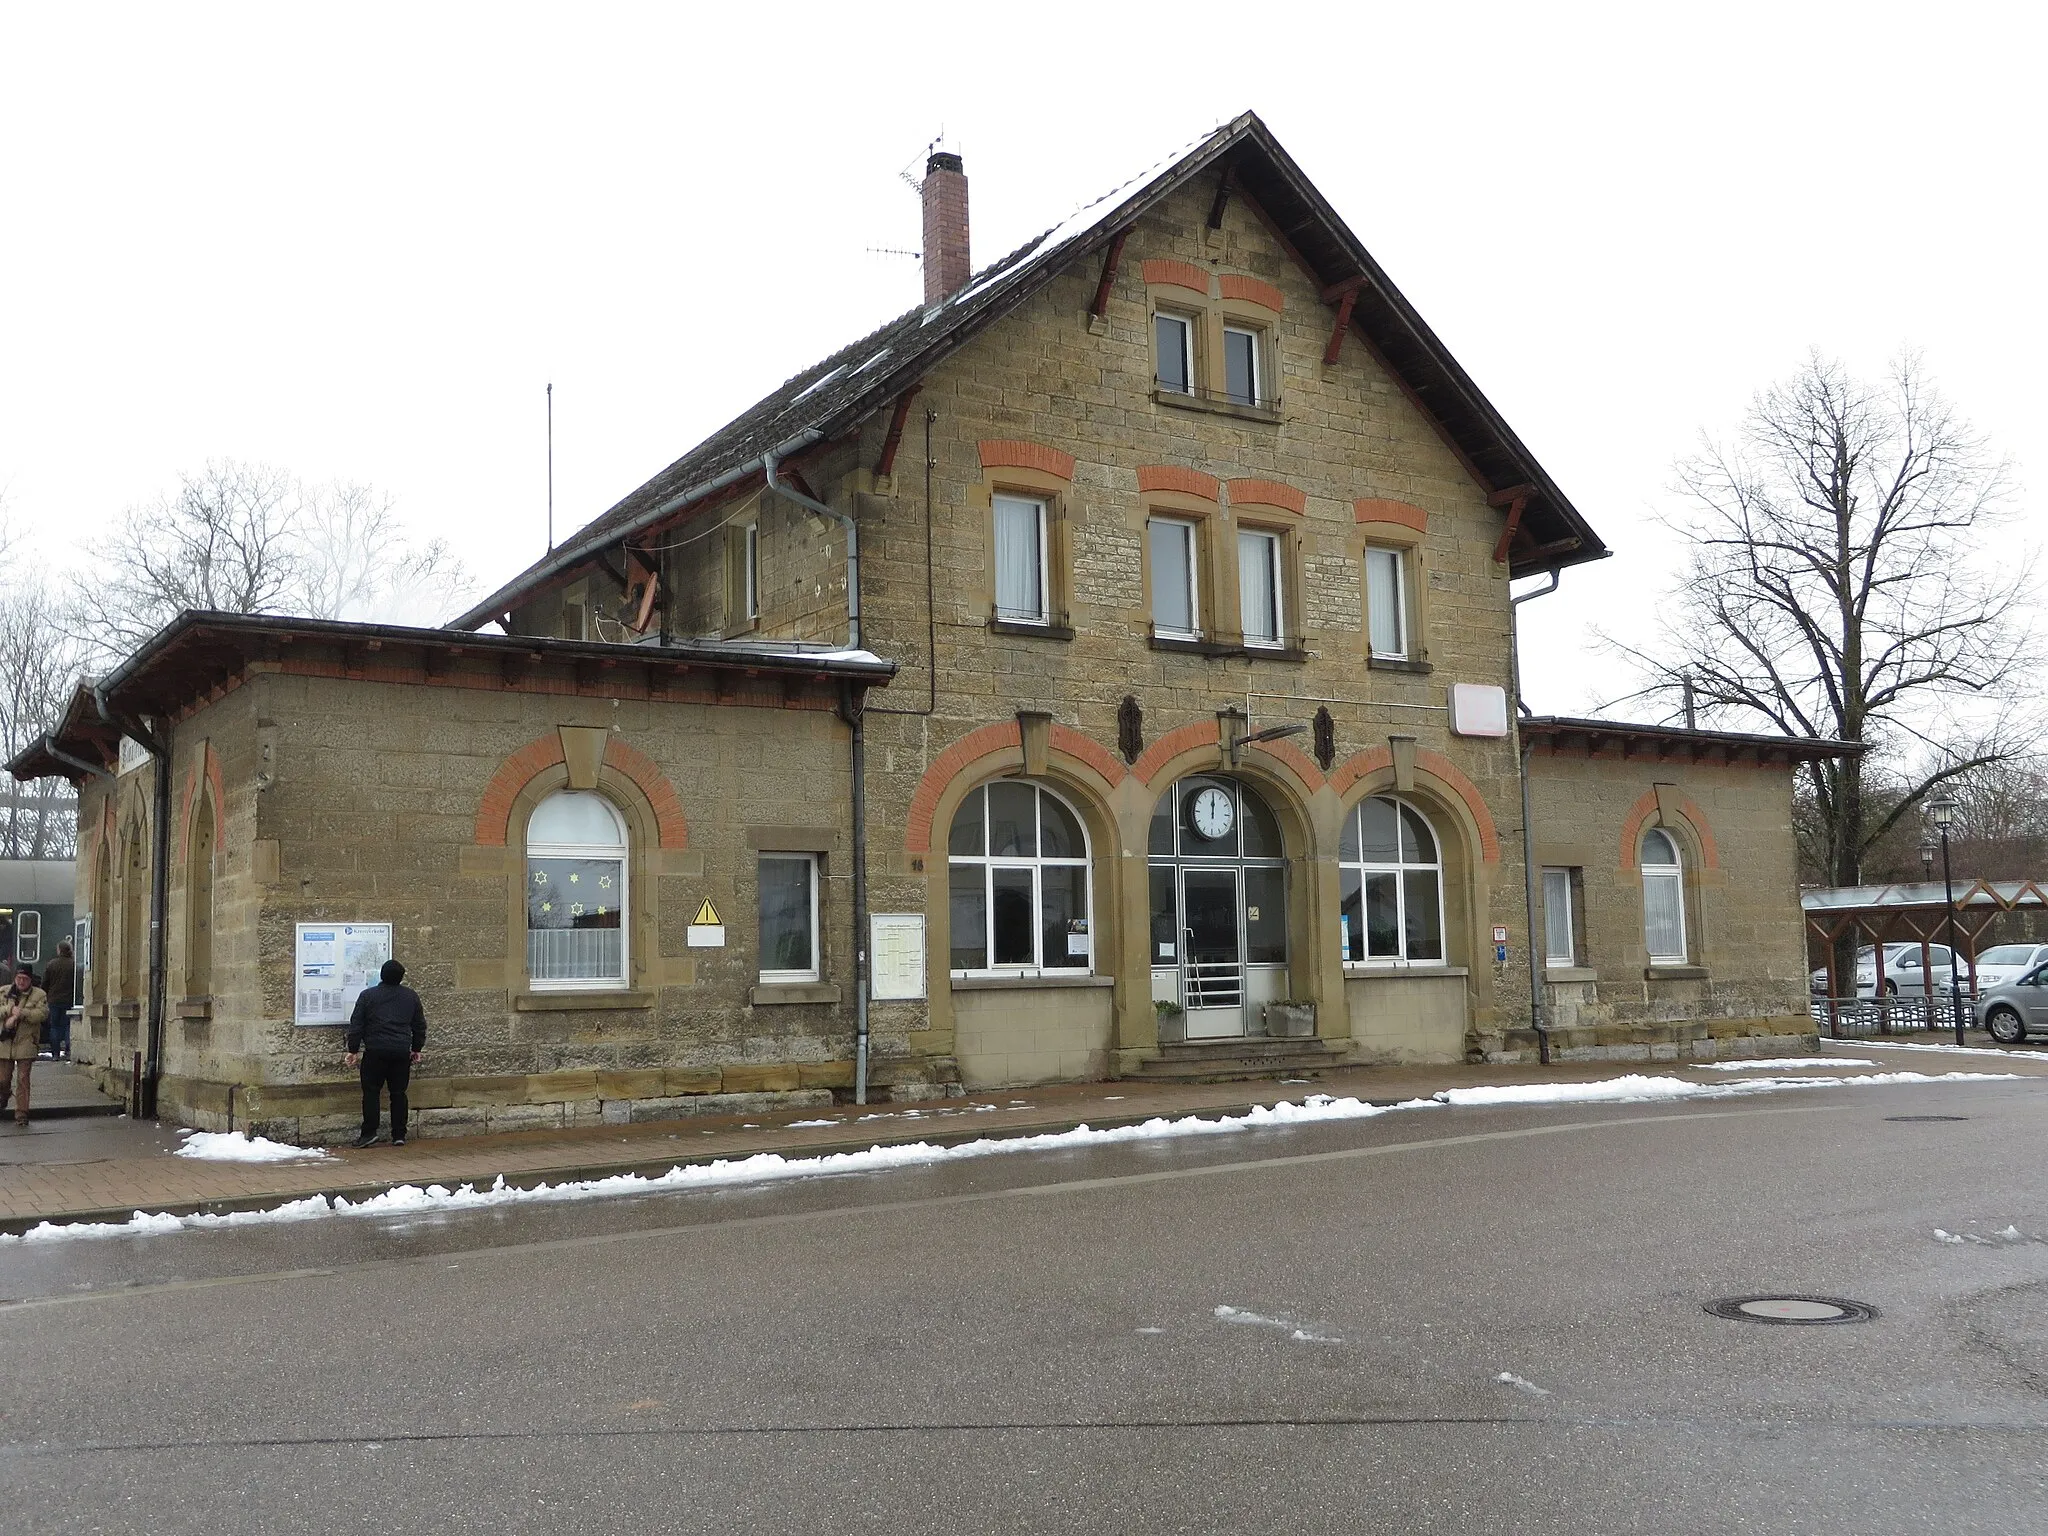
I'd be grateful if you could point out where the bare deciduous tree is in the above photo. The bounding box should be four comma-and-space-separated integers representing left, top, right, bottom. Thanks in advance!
0, 591, 83, 858
71, 460, 474, 665
1612, 352, 2033, 888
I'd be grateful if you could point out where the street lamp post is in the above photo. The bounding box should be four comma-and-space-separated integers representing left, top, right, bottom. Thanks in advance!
1925, 795, 1965, 1046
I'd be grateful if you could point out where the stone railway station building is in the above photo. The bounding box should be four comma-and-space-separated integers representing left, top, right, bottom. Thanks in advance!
13, 115, 1849, 1141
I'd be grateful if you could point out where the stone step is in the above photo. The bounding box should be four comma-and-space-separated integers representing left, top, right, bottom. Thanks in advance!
1132, 1037, 1348, 1082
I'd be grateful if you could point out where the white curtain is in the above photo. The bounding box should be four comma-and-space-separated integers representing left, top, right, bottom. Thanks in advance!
1238, 531, 1279, 644
1367, 547, 1404, 657
1543, 868, 1573, 964
1643, 868, 1686, 962
1150, 519, 1195, 635
994, 496, 1043, 621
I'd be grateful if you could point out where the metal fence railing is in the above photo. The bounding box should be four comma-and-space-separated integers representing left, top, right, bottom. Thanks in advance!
1809, 993, 1971, 1037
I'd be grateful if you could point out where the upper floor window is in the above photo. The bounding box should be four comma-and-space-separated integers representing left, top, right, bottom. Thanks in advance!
1154, 311, 1195, 396
1365, 546, 1409, 660
1149, 517, 1201, 639
742, 522, 759, 622
1641, 830, 1687, 965
993, 494, 1050, 624
948, 781, 1091, 975
1238, 529, 1284, 649
1339, 796, 1445, 965
1223, 325, 1263, 407
527, 792, 627, 990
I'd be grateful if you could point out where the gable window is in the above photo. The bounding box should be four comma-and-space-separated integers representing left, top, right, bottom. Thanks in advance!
1154, 311, 1195, 396
1237, 529, 1284, 648
993, 494, 1050, 624
527, 792, 628, 989
1641, 830, 1687, 965
758, 853, 820, 982
1542, 867, 1576, 967
1148, 517, 1200, 640
1339, 796, 1445, 966
1222, 325, 1262, 407
947, 781, 1091, 975
1365, 546, 1409, 660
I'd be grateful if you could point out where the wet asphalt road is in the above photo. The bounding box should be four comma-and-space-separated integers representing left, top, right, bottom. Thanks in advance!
3, 1077, 2046, 1534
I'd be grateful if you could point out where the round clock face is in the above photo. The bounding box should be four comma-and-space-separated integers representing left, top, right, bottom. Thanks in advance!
1191, 786, 1236, 841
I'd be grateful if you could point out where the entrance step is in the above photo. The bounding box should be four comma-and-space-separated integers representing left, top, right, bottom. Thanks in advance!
1131, 1037, 1349, 1083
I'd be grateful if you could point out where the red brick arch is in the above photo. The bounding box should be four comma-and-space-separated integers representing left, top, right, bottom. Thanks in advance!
1329, 746, 1501, 864
1618, 789, 1718, 872
904, 723, 1024, 856
473, 733, 688, 849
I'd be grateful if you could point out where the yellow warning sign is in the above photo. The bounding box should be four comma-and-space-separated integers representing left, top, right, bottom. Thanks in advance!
691, 898, 722, 927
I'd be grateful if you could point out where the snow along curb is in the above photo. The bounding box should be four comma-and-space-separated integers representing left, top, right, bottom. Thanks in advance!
0, 1069, 2025, 1244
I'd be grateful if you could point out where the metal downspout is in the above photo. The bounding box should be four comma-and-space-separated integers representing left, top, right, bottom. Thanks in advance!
765, 449, 870, 1104
1511, 570, 1561, 1065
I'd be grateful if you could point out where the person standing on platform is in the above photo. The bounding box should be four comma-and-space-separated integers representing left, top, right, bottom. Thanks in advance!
0, 964, 49, 1125
343, 959, 426, 1148
40, 941, 75, 1061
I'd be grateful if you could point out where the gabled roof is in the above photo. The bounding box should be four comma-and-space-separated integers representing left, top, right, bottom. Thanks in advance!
455, 111, 1610, 630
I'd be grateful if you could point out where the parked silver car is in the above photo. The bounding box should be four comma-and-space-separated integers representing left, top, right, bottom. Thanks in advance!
1979, 965, 2048, 1044
1968, 943, 2048, 995
1807, 942, 1959, 998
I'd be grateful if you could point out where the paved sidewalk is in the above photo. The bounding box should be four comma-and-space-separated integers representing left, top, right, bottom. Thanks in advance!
13, 1061, 126, 1121
3, 1039, 2043, 1235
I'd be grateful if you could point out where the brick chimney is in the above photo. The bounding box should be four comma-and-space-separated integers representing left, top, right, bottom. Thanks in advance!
921, 150, 970, 306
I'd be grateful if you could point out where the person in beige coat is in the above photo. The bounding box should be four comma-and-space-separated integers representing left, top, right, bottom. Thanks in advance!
0, 965, 49, 1126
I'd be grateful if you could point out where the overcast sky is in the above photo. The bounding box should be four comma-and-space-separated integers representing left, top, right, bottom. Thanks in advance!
2, 2, 2039, 716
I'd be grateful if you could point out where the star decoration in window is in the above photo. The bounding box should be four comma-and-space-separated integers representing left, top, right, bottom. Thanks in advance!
599, 874, 614, 890
532, 871, 548, 885
571, 902, 585, 917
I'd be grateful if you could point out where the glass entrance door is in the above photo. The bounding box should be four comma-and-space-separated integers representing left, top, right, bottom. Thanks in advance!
1182, 868, 1244, 1038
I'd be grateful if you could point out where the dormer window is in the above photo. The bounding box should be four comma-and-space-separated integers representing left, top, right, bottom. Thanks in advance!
1154, 311, 1195, 395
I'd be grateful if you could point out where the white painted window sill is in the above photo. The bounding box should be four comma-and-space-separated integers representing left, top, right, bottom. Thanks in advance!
1343, 965, 1470, 980
952, 974, 1113, 991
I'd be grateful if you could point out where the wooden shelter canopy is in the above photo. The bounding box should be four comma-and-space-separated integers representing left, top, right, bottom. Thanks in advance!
8, 610, 895, 785
1802, 879, 2048, 949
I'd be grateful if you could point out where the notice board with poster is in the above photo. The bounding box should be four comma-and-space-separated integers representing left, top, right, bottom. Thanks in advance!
294, 922, 394, 1026
868, 913, 926, 1001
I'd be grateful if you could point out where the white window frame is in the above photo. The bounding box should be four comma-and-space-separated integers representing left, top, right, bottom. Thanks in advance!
1541, 867, 1575, 967
1154, 310, 1195, 396
525, 793, 630, 992
1148, 516, 1201, 640
1641, 830, 1688, 966
1238, 527, 1285, 649
946, 782, 1094, 979
743, 521, 760, 622
16, 909, 39, 965
758, 852, 822, 984
1222, 324, 1262, 407
1366, 545, 1409, 660
1339, 795, 1447, 969
992, 493, 1051, 625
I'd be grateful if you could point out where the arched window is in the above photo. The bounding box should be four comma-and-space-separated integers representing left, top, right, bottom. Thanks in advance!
526, 791, 628, 989
947, 780, 1091, 974
1641, 828, 1687, 964
187, 795, 216, 998
1338, 796, 1445, 965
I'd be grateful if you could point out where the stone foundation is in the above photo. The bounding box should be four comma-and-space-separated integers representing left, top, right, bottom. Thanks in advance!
1492, 1015, 1819, 1066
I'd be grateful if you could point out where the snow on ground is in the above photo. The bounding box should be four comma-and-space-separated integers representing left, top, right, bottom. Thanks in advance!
1846, 1039, 2048, 1063
784, 1119, 840, 1129
173, 1131, 334, 1163
1496, 1372, 1551, 1397
8, 1068, 2029, 1245
1433, 1069, 2018, 1109
1694, 1057, 1872, 1071
1214, 1304, 1340, 1344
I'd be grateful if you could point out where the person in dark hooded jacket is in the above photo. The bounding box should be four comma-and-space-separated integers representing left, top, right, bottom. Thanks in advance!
344, 959, 426, 1148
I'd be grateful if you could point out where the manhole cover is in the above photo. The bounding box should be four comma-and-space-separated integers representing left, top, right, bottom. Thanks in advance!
1704, 1295, 1878, 1325
1885, 1115, 1968, 1122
